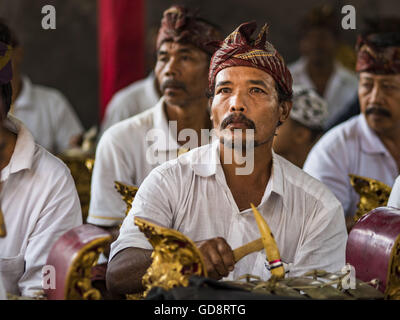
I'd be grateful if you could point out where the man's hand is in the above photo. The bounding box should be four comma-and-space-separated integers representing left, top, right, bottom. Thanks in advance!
196, 237, 235, 280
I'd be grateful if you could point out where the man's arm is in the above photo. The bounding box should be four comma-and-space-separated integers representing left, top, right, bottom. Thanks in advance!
106, 247, 152, 295
106, 238, 235, 296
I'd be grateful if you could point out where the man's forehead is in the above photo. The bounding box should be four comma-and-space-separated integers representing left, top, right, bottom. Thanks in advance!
158, 41, 201, 54
360, 72, 400, 83
215, 66, 275, 86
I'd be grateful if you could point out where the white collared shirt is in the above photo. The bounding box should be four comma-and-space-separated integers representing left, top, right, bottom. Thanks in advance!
0, 116, 82, 297
388, 176, 400, 209
304, 114, 399, 217
111, 141, 347, 280
88, 98, 201, 227
11, 76, 84, 154
100, 73, 160, 136
288, 57, 358, 128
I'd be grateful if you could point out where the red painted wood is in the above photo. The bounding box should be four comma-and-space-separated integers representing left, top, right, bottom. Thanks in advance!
45, 224, 111, 300
346, 207, 400, 293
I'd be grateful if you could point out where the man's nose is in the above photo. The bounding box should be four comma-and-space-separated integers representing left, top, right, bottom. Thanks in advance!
369, 83, 385, 105
229, 93, 247, 113
164, 57, 179, 77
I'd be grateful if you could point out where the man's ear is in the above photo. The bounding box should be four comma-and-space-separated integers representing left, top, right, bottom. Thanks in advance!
278, 101, 292, 125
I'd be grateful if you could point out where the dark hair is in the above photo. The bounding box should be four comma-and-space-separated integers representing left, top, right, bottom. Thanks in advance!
360, 17, 400, 48
0, 18, 13, 114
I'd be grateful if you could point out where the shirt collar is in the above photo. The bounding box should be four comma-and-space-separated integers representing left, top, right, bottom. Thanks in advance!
13, 76, 33, 110
191, 141, 285, 199
1, 115, 35, 182
358, 114, 389, 155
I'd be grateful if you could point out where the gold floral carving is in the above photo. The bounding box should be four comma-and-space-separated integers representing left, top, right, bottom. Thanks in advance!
349, 174, 392, 222
386, 235, 400, 300
58, 154, 95, 222
65, 236, 111, 300
134, 217, 207, 297
114, 181, 139, 217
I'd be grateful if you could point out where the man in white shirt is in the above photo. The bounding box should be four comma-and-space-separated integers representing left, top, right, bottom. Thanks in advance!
4, 20, 84, 155
0, 33, 82, 297
100, 72, 160, 136
288, 5, 358, 127
304, 23, 400, 229
388, 176, 400, 209
106, 21, 347, 296
87, 6, 221, 236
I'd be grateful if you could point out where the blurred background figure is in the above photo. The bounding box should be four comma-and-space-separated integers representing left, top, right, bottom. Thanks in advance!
273, 86, 328, 168
325, 16, 400, 130
1, 19, 84, 155
289, 4, 358, 129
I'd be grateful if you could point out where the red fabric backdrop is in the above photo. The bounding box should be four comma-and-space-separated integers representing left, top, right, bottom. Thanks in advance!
98, 0, 145, 121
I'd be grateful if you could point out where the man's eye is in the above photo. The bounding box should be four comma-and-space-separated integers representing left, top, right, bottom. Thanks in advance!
250, 87, 265, 94
158, 56, 168, 63
217, 88, 231, 94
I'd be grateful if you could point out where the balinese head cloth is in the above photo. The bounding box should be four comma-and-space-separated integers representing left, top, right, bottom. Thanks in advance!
208, 21, 292, 98
355, 34, 400, 75
156, 5, 221, 55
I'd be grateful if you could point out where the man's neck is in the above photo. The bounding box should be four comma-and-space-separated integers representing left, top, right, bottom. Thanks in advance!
164, 99, 211, 147
221, 143, 273, 188
220, 143, 273, 210
0, 125, 17, 171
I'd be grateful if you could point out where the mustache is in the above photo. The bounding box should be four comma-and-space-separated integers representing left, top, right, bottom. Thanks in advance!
161, 79, 187, 92
220, 113, 256, 130
365, 105, 392, 118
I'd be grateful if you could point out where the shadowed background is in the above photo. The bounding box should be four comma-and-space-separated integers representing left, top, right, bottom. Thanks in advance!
0, 0, 399, 130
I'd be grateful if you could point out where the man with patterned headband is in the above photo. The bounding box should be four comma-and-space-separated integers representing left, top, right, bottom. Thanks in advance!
88, 6, 221, 256
304, 18, 400, 230
0, 23, 82, 297
107, 22, 347, 296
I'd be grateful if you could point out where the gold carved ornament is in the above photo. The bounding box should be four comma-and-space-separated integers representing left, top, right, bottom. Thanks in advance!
64, 235, 112, 300
133, 203, 287, 296
114, 181, 139, 217
386, 235, 400, 300
349, 174, 392, 222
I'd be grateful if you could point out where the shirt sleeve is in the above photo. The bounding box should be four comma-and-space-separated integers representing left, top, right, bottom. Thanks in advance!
19, 165, 82, 297
53, 91, 84, 153
388, 176, 400, 209
289, 201, 348, 276
303, 136, 355, 216
109, 167, 176, 261
87, 129, 135, 227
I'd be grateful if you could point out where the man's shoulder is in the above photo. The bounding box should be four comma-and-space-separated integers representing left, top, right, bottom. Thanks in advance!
152, 144, 213, 177
32, 144, 72, 181
107, 77, 156, 110
313, 115, 363, 151
103, 106, 157, 140
277, 155, 342, 210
